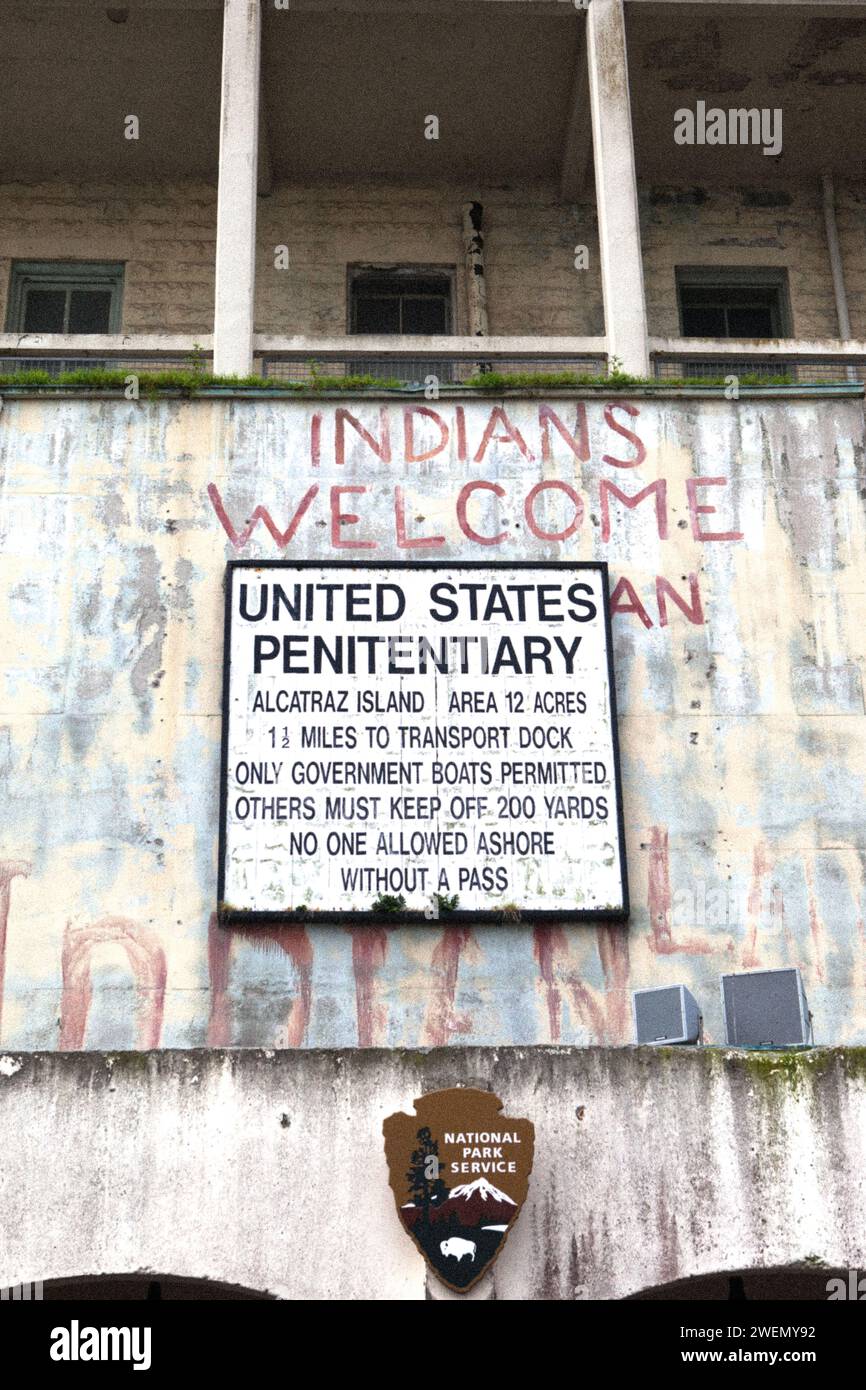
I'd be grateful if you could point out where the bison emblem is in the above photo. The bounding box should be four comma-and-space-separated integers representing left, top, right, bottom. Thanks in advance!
440, 1237, 477, 1264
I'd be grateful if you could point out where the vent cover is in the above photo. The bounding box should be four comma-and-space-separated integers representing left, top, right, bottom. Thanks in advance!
632, 985, 701, 1045
721, 968, 810, 1047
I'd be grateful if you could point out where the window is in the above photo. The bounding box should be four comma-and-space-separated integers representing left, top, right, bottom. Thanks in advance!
6, 262, 124, 334
676, 267, 790, 338
348, 266, 454, 335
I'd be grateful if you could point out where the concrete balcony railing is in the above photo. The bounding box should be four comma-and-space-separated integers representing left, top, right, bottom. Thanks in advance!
0, 334, 610, 385
3, 335, 866, 390
0, 334, 213, 378
650, 338, 866, 387
255, 335, 610, 385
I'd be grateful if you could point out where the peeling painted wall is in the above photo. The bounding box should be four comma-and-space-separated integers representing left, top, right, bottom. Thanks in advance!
1, 1047, 865, 1300
0, 390, 865, 1050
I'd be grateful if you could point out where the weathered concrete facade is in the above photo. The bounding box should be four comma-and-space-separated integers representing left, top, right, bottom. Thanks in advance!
1, 388, 864, 1052
0, 179, 604, 340
0, 181, 219, 338
4, 177, 866, 340
2, 0, 866, 1305
0, 1046, 864, 1300
641, 183, 866, 342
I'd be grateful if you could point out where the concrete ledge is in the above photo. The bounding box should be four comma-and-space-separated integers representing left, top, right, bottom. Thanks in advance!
0, 384, 862, 402
1, 1047, 864, 1300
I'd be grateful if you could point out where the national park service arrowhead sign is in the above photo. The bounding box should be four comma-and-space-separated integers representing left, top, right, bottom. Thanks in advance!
383, 1088, 534, 1292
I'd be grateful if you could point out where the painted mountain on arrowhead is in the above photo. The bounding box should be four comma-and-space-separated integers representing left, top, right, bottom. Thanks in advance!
401, 1177, 517, 1231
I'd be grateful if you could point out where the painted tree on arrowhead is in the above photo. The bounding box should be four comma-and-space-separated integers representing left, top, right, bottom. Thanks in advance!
406, 1127, 449, 1227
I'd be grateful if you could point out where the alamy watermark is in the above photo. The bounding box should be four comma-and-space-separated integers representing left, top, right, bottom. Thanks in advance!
50, 1321, 152, 1371
675, 102, 782, 157
827, 1270, 866, 1300
672, 878, 751, 929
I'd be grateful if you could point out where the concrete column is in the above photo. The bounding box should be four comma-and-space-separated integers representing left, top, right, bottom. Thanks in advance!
586, 0, 649, 376
821, 172, 852, 342
213, 0, 261, 377
462, 202, 489, 337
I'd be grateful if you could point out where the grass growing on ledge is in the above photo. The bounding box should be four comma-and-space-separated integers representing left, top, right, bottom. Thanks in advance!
0, 367, 808, 392
0, 367, 410, 393
0, 368, 265, 391
464, 369, 796, 389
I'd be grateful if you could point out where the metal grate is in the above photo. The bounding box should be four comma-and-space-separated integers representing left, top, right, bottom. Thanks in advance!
653, 356, 866, 385
260, 354, 609, 385
0, 355, 210, 377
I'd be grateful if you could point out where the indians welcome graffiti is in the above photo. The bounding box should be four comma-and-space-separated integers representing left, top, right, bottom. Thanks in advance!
207, 400, 743, 629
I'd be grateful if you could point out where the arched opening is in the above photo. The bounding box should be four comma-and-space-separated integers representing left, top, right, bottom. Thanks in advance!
628, 1266, 849, 1301
40, 1275, 276, 1301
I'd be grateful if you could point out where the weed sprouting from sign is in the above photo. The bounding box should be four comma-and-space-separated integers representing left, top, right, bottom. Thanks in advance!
435, 893, 459, 916
371, 893, 408, 914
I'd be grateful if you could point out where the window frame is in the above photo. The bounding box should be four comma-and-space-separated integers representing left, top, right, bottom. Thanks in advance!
675, 265, 792, 339
346, 264, 456, 336
6, 261, 125, 334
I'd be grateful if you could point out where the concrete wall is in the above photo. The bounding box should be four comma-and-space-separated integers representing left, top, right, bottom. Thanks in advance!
0, 181, 218, 337
0, 389, 865, 1051
0, 180, 603, 340
0, 1046, 864, 1300
254, 183, 603, 338
3, 177, 864, 340
640, 182, 850, 340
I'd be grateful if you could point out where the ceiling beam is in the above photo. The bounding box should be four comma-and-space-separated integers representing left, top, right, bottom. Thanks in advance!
560, 32, 592, 203
13, 1, 866, 10
257, 72, 273, 196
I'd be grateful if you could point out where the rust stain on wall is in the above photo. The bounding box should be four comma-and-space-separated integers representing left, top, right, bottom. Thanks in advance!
533, 924, 567, 1040
207, 918, 314, 1048
350, 925, 389, 1047
422, 927, 475, 1047
0, 861, 29, 1040
742, 841, 770, 969
59, 917, 166, 1050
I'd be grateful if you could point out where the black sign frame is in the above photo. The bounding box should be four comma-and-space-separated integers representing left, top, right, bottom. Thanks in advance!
217, 559, 629, 926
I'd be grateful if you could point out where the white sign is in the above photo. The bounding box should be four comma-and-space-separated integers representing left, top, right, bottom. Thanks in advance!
218, 562, 627, 921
